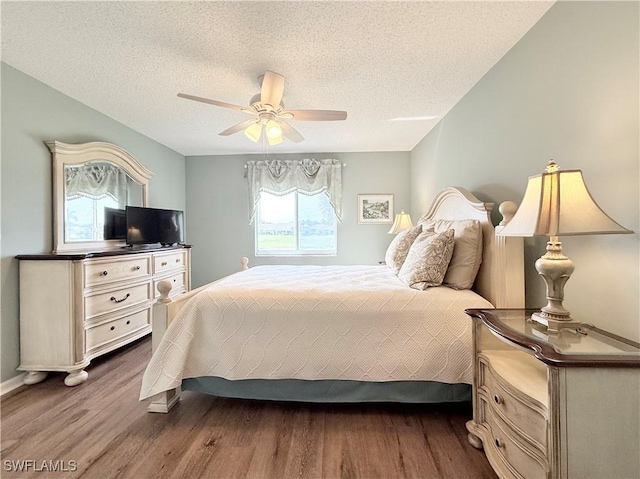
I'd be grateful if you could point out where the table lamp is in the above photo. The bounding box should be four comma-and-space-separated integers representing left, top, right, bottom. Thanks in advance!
499, 160, 633, 332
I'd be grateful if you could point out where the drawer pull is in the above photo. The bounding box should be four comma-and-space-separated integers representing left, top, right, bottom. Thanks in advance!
110, 293, 131, 304
110, 326, 115, 331
101, 271, 108, 276
175, 259, 180, 263
134, 265, 141, 270
494, 438, 503, 448
493, 394, 503, 405
162, 261, 168, 266
126, 320, 131, 325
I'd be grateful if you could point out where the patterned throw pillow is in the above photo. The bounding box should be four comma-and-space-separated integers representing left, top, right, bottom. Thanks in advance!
384, 224, 423, 274
432, 219, 483, 290
398, 229, 455, 290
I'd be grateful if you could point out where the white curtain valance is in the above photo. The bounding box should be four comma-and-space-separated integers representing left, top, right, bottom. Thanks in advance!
247, 158, 342, 223
65, 162, 128, 207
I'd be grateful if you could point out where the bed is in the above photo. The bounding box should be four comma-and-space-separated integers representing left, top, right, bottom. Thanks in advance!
140, 187, 524, 413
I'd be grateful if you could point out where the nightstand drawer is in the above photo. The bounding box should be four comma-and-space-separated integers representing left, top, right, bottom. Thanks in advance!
482, 397, 547, 479
479, 355, 547, 450
85, 256, 150, 288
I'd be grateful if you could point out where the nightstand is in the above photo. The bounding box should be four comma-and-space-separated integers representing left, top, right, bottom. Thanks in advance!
465, 308, 640, 479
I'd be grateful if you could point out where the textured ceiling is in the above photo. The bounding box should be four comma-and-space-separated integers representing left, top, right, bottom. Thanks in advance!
1, 1, 553, 156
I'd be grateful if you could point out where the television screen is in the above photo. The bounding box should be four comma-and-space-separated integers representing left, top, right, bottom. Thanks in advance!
126, 206, 184, 246
104, 207, 127, 240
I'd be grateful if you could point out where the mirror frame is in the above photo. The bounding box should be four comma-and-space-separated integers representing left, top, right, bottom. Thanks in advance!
48, 141, 155, 253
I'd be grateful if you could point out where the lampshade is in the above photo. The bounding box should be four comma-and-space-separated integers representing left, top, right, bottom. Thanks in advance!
244, 122, 262, 142
265, 120, 283, 140
388, 211, 413, 234
500, 160, 631, 237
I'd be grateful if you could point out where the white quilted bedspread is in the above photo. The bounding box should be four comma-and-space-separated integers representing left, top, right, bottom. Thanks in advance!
140, 265, 492, 400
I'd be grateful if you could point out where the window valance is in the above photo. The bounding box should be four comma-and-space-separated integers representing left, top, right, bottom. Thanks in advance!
246, 158, 342, 223
65, 162, 128, 207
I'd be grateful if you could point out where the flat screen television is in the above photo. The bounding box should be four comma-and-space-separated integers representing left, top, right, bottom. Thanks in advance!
126, 206, 184, 246
104, 207, 127, 240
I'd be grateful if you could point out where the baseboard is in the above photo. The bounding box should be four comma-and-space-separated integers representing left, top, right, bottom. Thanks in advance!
1, 373, 25, 396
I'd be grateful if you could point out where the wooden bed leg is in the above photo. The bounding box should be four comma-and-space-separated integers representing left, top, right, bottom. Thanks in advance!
147, 388, 180, 413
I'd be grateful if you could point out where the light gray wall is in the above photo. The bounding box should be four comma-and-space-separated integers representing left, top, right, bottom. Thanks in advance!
410, 1, 639, 341
186, 152, 410, 287
1, 63, 186, 382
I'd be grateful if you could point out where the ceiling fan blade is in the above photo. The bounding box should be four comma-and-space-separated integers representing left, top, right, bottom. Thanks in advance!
260, 71, 285, 109
178, 93, 247, 112
280, 121, 304, 143
284, 109, 347, 121
219, 119, 257, 136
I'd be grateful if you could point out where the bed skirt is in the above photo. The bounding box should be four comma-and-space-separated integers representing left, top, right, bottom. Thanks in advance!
181, 377, 471, 403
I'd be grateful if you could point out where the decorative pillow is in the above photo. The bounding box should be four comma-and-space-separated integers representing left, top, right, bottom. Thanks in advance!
398, 229, 455, 290
384, 224, 423, 274
432, 219, 483, 290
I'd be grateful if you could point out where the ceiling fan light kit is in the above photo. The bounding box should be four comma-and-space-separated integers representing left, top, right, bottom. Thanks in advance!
179, 70, 347, 145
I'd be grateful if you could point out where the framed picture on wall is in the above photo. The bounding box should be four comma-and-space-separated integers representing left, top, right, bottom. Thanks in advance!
357, 194, 394, 224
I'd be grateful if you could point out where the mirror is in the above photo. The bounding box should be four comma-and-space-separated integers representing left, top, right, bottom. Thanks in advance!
63, 163, 143, 242
48, 141, 154, 253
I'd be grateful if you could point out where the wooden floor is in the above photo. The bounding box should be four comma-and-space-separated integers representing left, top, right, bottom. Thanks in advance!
1, 337, 496, 479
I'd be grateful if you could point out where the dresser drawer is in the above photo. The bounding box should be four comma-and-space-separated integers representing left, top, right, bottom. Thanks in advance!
153, 250, 186, 275
153, 271, 186, 298
85, 282, 152, 320
482, 397, 547, 479
86, 308, 151, 352
85, 256, 150, 288
479, 356, 547, 450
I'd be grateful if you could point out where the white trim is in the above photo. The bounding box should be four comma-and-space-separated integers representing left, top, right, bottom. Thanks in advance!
1, 373, 25, 396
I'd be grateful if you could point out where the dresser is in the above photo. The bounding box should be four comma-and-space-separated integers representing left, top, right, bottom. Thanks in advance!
17, 246, 191, 386
465, 309, 640, 479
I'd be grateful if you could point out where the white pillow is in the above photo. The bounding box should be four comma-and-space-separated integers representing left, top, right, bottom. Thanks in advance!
398, 229, 455, 290
384, 224, 422, 274
431, 219, 483, 290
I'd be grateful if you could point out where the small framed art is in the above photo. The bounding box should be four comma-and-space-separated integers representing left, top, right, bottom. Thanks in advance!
357, 194, 394, 224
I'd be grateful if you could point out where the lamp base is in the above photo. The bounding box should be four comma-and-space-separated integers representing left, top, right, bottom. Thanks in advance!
530, 311, 581, 334
533, 237, 581, 334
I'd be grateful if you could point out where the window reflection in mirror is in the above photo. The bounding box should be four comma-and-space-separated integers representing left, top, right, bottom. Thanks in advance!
63, 162, 143, 243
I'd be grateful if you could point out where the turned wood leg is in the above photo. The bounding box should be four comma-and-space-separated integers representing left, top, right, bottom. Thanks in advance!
23, 371, 48, 385
64, 369, 88, 386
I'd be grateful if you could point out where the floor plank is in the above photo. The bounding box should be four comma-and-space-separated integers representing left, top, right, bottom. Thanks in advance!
1, 336, 496, 479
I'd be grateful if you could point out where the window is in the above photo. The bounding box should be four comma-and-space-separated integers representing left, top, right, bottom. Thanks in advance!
256, 191, 337, 256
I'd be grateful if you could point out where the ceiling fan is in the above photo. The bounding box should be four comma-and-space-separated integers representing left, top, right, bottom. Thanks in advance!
178, 70, 347, 145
